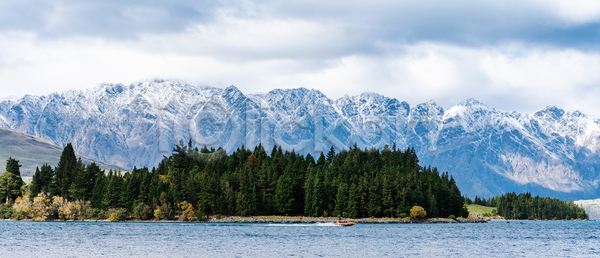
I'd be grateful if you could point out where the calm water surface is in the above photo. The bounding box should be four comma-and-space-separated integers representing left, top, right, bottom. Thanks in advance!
0, 220, 599, 257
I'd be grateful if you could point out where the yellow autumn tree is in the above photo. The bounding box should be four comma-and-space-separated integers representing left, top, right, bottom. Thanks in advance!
154, 208, 162, 220
178, 201, 196, 221
410, 206, 427, 219
65, 200, 83, 220
108, 208, 129, 222
52, 196, 70, 220
109, 212, 119, 222
12, 195, 32, 220
32, 193, 52, 221
76, 200, 92, 219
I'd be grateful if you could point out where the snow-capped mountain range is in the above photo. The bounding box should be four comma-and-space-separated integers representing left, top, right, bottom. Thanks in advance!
1, 79, 599, 199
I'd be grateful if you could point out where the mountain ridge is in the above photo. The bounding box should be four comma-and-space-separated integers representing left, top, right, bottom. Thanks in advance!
1, 79, 599, 199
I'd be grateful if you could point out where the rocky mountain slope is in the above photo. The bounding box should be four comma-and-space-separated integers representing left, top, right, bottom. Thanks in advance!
1, 79, 599, 199
0, 127, 126, 177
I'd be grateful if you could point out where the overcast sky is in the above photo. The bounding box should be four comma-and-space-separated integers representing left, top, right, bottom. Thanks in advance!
2, 0, 600, 116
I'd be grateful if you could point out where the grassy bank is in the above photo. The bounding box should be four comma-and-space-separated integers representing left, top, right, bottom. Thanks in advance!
467, 204, 503, 219
467, 204, 496, 214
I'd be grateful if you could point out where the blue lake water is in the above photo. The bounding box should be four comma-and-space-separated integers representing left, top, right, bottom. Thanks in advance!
0, 221, 599, 257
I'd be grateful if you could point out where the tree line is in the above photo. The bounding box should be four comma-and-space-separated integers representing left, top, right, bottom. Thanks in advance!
495, 192, 587, 220
464, 195, 499, 207
463, 192, 587, 220
0, 141, 470, 220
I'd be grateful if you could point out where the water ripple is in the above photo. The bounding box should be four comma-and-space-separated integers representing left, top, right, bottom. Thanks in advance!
0, 221, 599, 257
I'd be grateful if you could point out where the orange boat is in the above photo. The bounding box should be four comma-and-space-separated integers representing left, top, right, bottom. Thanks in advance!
334, 221, 356, 226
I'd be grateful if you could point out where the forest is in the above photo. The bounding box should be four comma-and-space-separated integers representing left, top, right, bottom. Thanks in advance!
0, 141, 470, 221
465, 193, 588, 220
496, 192, 587, 220
465, 195, 499, 207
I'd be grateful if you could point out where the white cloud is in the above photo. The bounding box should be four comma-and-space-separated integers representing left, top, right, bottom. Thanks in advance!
537, 0, 600, 24
2, 1, 600, 118
137, 16, 351, 60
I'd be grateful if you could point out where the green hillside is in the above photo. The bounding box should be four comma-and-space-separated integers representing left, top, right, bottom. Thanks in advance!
0, 127, 126, 176
467, 204, 496, 214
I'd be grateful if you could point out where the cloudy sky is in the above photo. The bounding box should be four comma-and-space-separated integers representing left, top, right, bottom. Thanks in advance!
2, 0, 600, 116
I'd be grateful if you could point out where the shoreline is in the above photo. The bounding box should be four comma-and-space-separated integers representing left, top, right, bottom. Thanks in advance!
2, 217, 592, 223
1, 216, 488, 223
205, 216, 487, 223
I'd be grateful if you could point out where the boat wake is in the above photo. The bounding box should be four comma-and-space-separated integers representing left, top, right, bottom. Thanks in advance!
266, 222, 336, 227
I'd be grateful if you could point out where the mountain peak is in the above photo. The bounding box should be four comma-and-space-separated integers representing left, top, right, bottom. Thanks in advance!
359, 92, 383, 98
416, 99, 439, 108
411, 100, 444, 117
572, 110, 585, 117
445, 98, 493, 118
225, 85, 240, 92
223, 85, 245, 102
269, 87, 309, 94
103, 83, 126, 95
458, 98, 488, 108
535, 105, 565, 119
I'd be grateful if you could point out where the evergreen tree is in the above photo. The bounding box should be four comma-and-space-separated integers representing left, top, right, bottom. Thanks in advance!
53, 143, 79, 199
29, 164, 57, 199
30, 167, 42, 199
103, 171, 122, 209
326, 146, 336, 163
367, 175, 381, 217
91, 170, 107, 209
39, 164, 55, 194
6, 157, 22, 177
334, 182, 348, 217
196, 167, 214, 216
274, 173, 294, 215
0, 157, 24, 203
80, 162, 102, 200
346, 183, 359, 218
303, 166, 315, 216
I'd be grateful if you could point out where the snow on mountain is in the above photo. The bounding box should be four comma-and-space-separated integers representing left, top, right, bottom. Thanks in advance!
1, 79, 600, 199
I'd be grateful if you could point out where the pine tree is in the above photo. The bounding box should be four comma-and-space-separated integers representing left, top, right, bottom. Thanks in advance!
30, 164, 57, 200
326, 146, 336, 164
381, 172, 394, 217
316, 152, 327, 168
367, 175, 381, 217
346, 183, 359, 218
103, 171, 122, 208
91, 170, 107, 209
334, 182, 348, 217
303, 166, 315, 215
81, 162, 102, 200
53, 143, 79, 199
6, 157, 22, 177
0, 157, 25, 203
196, 168, 214, 216
30, 167, 42, 199
274, 173, 294, 215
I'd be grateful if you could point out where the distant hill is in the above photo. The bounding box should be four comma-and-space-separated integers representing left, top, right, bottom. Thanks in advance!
0, 127, 127, 177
